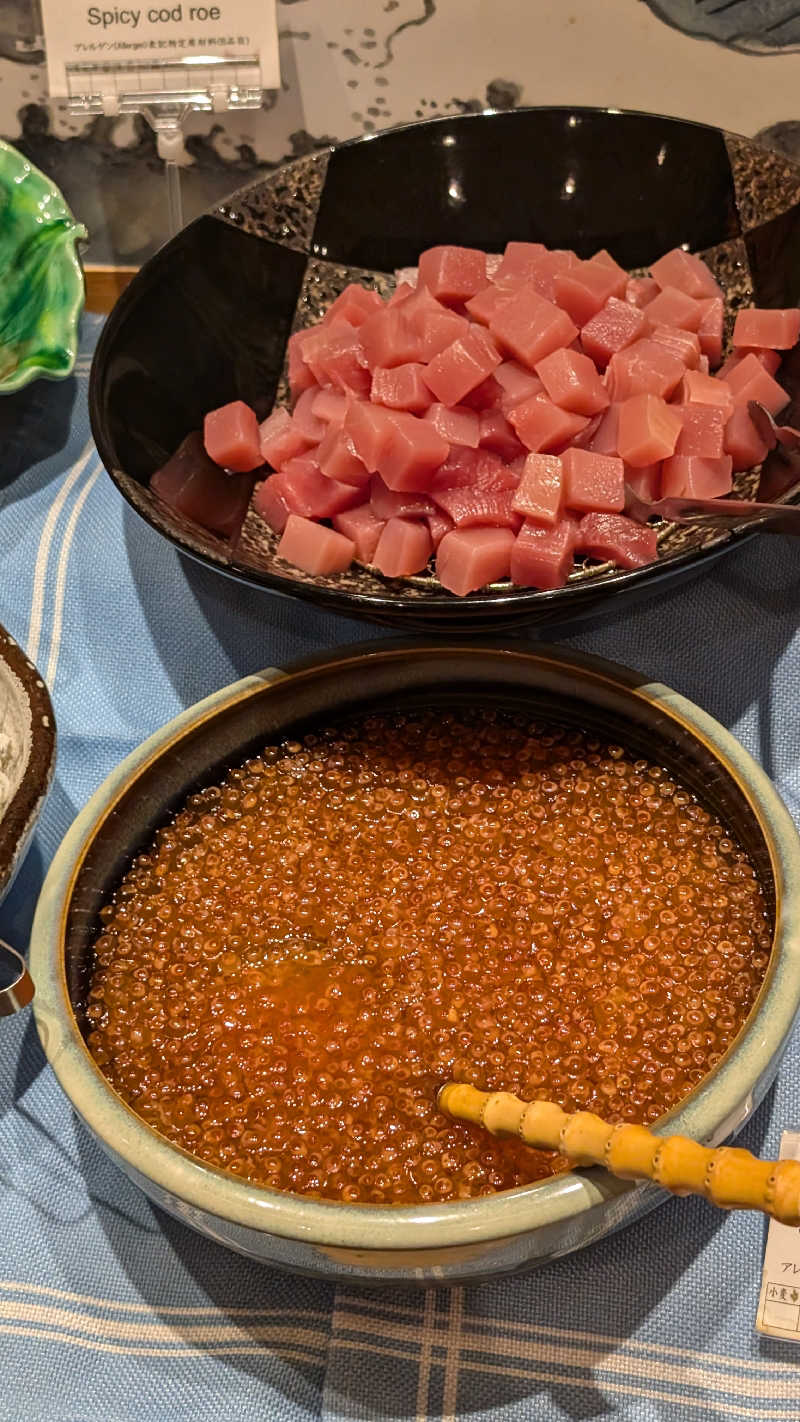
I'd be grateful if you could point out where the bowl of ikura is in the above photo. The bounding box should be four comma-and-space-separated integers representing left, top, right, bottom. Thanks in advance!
90, 106, 800, 630
28, 643, 800, 1284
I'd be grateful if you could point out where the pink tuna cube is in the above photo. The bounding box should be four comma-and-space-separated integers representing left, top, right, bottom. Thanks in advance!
605, 339, 685, 401
371, 363, 432, 413
679, 369, 734, 419
623, 462, 661, 501
259, 407, 314, 469
718, 348, 782, 379
465, 285, 510, 327
316, 425, 370, 486
277, 514, 355, 575
418, 245, 488, 303
436, 526, 515, 595
661, 454, 733, 499
422, 326, 502, 406
576, 512, 658, 568
492, 241, 548, 287
388, 282, 416, 308
644, 285, 703, 332
380, 411, 450, 491
324, 283, 383, 327
510, 518, 577, 589
580, 298, 648, 370
431, 487, 520, 529
509, 394, 589, 452
497, 249, 578, 301
675, 404, 725, 457
626, 277, 659, 309
460, 374, 504, 411
534, 346, 609, 415
312, 389, 348, 427
253, 473, 292, 533
489, 285, 578, 368
292, 387, 327, 444
204, 400, 262, 472
649, 325, 702, 369
152, 431, 255, 537
511, 453, 564, 524
478, 409, 526, 460
733, 307, 800, 351
649, 248, 722, 301
617, 394, 682, 467
494, 360, 544, 410
697, 297, 724, 367
287, 328, 318, 398
473, 450, 519, 492
415, 311, 470, 362
587, 402, 622, 455
430, 445, 482, 490
554, 260, 627, 326
724, 406, 772, 472
561, 448, 625, 513
424, 403, 481, 447
370, 475, 435, 522
591, 249, 628, 284
427, 509, 454, 549
372, 516, 433, 576
302, 320, 371, 397
723, 352, 788, 415
332, 503, 385, 563
278, 456, 363, 519
344, 401, 397, 472
360, 308, 422, 369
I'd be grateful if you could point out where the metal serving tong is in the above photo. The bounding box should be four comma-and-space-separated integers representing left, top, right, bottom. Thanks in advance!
0, 940, 34, 1016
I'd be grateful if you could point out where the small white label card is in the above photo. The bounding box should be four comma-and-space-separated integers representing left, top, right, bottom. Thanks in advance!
40, 0, 279, 97
756, 1130, 800, 1341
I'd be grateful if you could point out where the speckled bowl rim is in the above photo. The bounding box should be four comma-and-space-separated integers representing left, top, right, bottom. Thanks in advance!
29, 643, 800, 1251
0, 627, 56, 898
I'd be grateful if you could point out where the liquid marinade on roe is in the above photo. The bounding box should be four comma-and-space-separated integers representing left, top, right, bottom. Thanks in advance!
86, 710, 771, 1205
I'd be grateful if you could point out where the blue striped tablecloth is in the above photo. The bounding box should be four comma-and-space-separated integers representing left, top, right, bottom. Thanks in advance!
0, 316, 799, 1421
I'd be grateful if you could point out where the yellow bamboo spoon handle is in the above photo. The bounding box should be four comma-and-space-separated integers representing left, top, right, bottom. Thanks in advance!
438, 1083, 800, 1226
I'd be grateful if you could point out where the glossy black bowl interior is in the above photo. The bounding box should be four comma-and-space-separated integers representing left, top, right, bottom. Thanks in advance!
90, 107, 800, 631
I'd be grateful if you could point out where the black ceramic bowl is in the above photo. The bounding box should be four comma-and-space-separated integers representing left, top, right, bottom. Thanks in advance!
90, 107, 800, 632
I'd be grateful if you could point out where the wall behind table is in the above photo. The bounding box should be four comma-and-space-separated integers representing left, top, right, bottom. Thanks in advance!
2, 0, 800, 264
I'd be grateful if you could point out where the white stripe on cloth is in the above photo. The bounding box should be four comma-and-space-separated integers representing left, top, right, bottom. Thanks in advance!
0, 1324, 324, 1362
26, 440, 97, 666
0, 1299, 326, 1348
44, 463, 102, 687
0, 1279, 329, 1319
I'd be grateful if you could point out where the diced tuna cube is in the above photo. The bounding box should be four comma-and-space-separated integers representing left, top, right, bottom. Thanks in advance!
431, 487, 521, 529
332, 503, 385, 563
509, 394, 589, 452
427, 509, 455, 549
723, 352, 788, 415
649, 248, 722, 301
626, 277, 659, 309
277, 456, 363, 518
424, 403, 481, 447
554, 260, 627, 325
302, 320, 371, 396
497, 249, 577, 301
311, 389, 348, 427
380, 411, 450, 491
422, 326, 502, 405
649, 325, 702, 369
316, 424, 370, 486
417, 245, 488, 303
478, 410, 526, 460
733, 307, 800, 350
576, 512, 658, 568
415, 311, 470, 362
473, 450, 520, 492
465, 285, 509, 326
562, 448, 625, 513
587, 402, 621, 455
204, 400, 262, 473
259, 407, 313, 469
360, 308, 422, 369
605, 339, 685, 401
460, 374, 504, 411
644, 285, 703, 332
277, 514, 355, 575
661, 454, 733, 499
492, 241, 548, 286
323, 283, 384, 327
580, 298, 648, 370
570, 412, 605, 449
676, 404, 725, 457
591, 249, 628, 284
511, 453, 564, 524
371, 363, 432, 413
697, 297, 723, 367
370, 475, 435, 522
372, 516, 433, 576
489, 285, 578, 368
494, 360, 544, 410
624, 463, 661, 501
534, 346, 610, 415
344, 401, 397, 472
679, 369, 734, 419
436, 526, 515, 595
292, 387, 327, 445
430, 445, 482, 490
617, 394, 682, 467
253, 473, 292, 533
152, 431, 255, 537
718, 348, 782, 378
724, 406, 772, 472
399, 283, 449, 327
388, 282, 417, 308
510, 517, 577, 589
287, 328, 318, 398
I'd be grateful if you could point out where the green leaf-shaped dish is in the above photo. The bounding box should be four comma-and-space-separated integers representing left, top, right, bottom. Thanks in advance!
0, 139, 87, 394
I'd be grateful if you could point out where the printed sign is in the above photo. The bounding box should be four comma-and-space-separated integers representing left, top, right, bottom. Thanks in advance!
756, 1129, 800, 1342
40, 0, 279, 97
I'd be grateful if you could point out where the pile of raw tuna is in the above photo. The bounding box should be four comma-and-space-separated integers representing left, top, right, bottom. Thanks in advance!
151, 241, 800, 596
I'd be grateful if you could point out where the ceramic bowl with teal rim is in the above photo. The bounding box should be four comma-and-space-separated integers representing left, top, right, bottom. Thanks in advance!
0, 139, 86, 395
27, 643, 800, 1285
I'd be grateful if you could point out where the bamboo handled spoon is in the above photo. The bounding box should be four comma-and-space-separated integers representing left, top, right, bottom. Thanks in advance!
438, 1083, 800, 1226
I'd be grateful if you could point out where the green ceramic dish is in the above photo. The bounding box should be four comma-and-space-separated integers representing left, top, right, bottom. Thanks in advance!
0, 139, 86, 394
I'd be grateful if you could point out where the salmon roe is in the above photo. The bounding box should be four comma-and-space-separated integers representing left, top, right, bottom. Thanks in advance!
86, 710, 772, 1205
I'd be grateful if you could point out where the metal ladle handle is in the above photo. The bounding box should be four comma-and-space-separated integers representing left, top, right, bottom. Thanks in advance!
0, 939, 34, 1016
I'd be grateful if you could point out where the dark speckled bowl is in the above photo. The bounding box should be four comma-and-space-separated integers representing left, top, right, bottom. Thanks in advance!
89, 108, 800, 632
